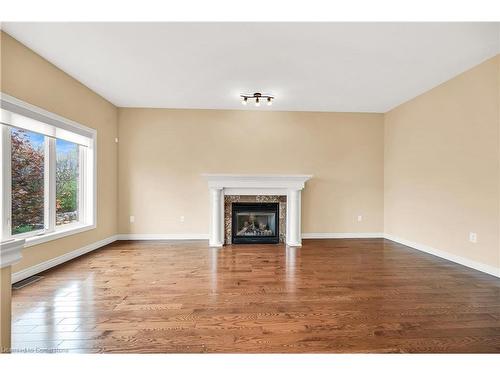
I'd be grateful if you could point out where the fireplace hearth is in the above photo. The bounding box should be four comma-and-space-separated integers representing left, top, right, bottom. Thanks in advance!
231, 202, 279, 244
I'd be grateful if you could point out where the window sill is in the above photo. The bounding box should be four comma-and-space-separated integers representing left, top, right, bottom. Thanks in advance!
24, 223, 96, 248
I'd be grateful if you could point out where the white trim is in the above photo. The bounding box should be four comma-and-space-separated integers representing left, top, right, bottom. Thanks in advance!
384, 233, 500, 278
78, 144, 86, 224
202, 174, 312, 190
87, 131, 97, 229
45, 137, 56, 233
24, 223, 96, 247
1, 125, 11, 240
288, 189, 302, 246
0, 239, 25, 268
116, 233, 385, 241
117, 233, 209, 240
208, 187, 224, 247
302, 232, 384, 239
11, 235, 117, 284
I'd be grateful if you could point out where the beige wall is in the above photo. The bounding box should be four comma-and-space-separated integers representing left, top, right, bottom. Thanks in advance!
1, 31, 119, 273
118, 109, 384, 235
384, 55, 500, 269
3, 30, 499, 276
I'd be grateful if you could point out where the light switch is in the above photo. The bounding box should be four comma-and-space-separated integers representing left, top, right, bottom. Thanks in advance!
469, 232, 477, 243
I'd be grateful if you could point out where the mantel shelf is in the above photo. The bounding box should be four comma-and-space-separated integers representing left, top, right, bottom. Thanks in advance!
201, 174, 312, 190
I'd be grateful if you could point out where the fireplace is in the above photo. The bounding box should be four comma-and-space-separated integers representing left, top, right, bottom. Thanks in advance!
202, 174, 312, 247
231, 202, 279, 244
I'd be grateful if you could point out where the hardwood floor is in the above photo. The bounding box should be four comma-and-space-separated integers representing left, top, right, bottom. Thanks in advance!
10, 239, 500, 353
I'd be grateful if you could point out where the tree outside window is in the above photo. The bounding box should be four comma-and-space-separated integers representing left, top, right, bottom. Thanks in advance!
10, 128, 45, 235
56, 139, 79, 226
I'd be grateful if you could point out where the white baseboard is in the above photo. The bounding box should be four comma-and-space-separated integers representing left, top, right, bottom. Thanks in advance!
302, 232, 384, 239
117, 233, 209, 240
117, 233, 383, 241
12, 232, 498, 283
11, 235, 118, 284
384, 233, 500, 278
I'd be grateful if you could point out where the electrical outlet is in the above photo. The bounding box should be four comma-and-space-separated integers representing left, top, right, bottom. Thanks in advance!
469, 232, 477, 243
357, 215, 363, 222
180, 216, 185, 223
130, 215, 135, 223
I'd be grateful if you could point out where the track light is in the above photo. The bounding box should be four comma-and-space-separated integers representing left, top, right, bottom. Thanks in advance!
240, 92, 275, 107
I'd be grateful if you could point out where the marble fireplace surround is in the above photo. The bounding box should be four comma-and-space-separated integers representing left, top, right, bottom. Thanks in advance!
224, 195, 287, 245
202, 174, 312, 247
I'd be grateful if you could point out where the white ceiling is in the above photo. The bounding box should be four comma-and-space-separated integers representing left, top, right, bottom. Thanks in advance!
2, 22, 499, 112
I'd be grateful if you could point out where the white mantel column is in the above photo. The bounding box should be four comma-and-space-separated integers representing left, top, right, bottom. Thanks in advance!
287, 189, 302, 247
209, 188, 224, 247
0, 239, 24, 353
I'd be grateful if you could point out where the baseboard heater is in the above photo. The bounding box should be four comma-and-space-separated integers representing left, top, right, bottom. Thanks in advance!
12, 275, 44, 289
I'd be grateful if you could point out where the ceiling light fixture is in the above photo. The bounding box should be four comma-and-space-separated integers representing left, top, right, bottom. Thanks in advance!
240, 92, 274, 107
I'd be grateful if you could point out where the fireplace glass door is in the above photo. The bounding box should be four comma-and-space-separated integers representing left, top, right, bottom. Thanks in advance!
232, 203, 279, 244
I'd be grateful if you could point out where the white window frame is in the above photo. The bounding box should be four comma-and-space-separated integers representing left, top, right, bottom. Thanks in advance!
1, 93, 97, 247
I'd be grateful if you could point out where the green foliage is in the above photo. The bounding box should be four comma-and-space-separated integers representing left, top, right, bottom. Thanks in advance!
11, 129, 44, 235
56, 143, 79, 214
15, 224, 35, 234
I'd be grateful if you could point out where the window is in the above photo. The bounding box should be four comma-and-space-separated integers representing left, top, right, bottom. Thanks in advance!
56, 139, 80, 226
1, 93, 96, 246
11, 128, 45, 235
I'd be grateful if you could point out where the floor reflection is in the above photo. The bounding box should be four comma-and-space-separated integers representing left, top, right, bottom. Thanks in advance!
208, 247, 218, 299
285, 246, 299, 293
12, 277, 98, 350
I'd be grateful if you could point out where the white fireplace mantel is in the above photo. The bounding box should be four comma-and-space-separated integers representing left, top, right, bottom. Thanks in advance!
201, 174, 312, 248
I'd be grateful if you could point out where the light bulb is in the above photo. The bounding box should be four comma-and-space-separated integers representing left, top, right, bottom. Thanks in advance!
267, 97, 272, 106
241, 97, 247, 105
255, 98, 260, 107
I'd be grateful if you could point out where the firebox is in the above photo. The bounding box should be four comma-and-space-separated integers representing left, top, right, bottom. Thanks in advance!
231, 202, 279, 244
